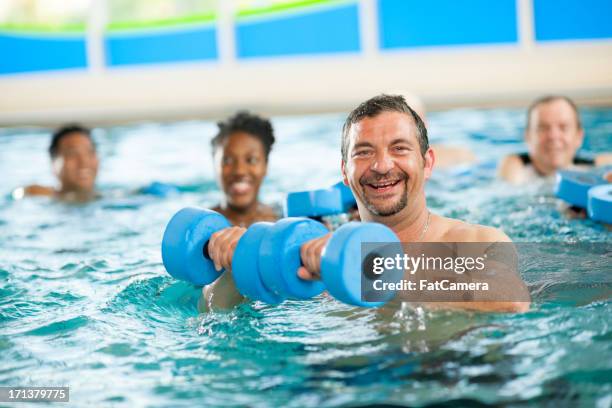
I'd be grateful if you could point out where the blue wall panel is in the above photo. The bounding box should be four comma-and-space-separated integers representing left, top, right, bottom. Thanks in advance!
106, 26, 217, 66
236, 3, 360, 58
378, 0, 518, 49
0, 33, 87, 74
534, 0, 612, 41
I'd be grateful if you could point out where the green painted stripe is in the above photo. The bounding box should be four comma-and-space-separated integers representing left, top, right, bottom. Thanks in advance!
236, 0, 349, 18
0, 22, 86, 34
106, 12, 216, 32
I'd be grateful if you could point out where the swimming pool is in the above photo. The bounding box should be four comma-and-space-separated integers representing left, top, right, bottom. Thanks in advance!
1, 107, 611, 406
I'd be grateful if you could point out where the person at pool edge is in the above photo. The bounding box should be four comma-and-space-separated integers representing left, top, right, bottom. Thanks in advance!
14, 124, 99, 202
498, 95, 612, 185
210, 111, 279, 227
201, 95, 530, 312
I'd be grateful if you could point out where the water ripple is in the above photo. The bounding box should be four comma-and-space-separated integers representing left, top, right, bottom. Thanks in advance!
0, 111, 610, 407
25, 316, 90, 336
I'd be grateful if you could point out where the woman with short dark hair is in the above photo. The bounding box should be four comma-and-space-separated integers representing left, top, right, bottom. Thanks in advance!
210, 111, 279, 226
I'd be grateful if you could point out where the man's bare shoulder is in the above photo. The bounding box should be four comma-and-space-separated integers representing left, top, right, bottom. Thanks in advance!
438, 216, 511, 243
432, 144, 476, 169
595, 152, 612, 167
498, 154, 527, 185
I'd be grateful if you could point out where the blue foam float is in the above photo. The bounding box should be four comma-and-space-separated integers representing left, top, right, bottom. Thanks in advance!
554, 170, 607, 208
141, 181, 180, 197
588, 184, 612, 224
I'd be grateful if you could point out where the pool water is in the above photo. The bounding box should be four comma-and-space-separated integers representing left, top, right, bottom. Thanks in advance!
0, 108, 611, 407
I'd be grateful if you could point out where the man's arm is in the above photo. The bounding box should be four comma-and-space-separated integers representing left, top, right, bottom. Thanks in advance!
12, 185, 55, 199
595, 153, 612, 167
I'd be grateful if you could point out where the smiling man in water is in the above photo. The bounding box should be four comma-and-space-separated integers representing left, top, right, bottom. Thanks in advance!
204, 95, 530, 312
498, 95, 612, 184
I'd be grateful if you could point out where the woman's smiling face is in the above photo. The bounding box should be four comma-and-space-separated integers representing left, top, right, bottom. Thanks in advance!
214, 131, 268, 211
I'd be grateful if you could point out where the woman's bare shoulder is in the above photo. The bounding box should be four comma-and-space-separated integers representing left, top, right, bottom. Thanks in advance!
257, 203, 281, 221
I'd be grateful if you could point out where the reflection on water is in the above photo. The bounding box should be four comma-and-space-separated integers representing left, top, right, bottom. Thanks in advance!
0, 108, 610, 406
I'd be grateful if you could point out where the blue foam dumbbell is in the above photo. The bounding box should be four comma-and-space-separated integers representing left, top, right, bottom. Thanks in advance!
285, 182, 357, 218
588, 184, 612, 224
161, 208, 329, 303
254, 218, 403, 307
285, 187, 343, 217
162, 208, 286, 303
161, 207, 230, 285
321, 222, 403, 307
555, 170, 607, 208
332, 181, 357, 212
162, 208, 404, 308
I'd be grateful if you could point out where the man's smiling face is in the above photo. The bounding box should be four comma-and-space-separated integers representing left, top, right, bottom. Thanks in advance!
342, 111, 432, 217
526, 98, 584, 174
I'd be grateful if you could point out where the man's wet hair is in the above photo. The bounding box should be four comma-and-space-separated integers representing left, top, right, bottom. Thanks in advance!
49, 124, 94, 158
341, 94, 429, 162
527, 95, 582, 129
211, 111, 275, 161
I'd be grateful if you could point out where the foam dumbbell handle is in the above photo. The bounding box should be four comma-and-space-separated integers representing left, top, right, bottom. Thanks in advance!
321, 222, 403, 307
232, 222, 286, 304
259, 218, 328, 300
161, 207, 231, 285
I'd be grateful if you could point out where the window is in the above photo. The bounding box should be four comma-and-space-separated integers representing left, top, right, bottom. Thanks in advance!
0, 0, 89, 32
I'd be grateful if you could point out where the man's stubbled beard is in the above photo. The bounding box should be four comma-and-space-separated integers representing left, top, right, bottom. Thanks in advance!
359, 170, 408, 217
